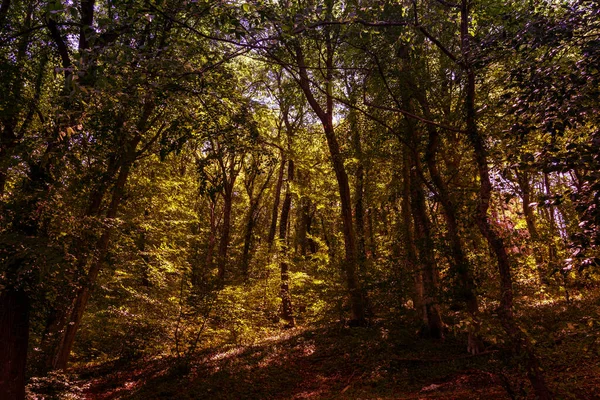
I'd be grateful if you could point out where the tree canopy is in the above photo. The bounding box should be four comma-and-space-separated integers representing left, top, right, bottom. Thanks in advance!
1, 0, 599, 399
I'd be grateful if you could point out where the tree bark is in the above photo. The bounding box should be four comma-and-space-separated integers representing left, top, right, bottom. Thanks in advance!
241, 205, 256, 279
460, 1, 551, 396
409, 163, 444, 339
348, 99, 367, 269
294, 40, 366, 325
268, 154, 286, 249
241, 163, 272, 278
216, 153, 240, 282
422, 108, 482, 352
217, 190, 232, 281
53, 157, 134, 370
279, 160, 295, 327
0, 289, 29, 400
138, 210, 151, 287
401, 149, 425, 320
400, 92, 443, 338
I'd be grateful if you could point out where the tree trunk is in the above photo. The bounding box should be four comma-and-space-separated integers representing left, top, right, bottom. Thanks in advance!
192, 199, 218, 287
268, 154, 286, 249
138, 211, 151, 287
294, 169, 314, 256
206, 200, 218, 270
423, 111, 482, 352
409, 164, 444, 339
460, 1, 551, 396
279, 160, 295, 327
53, 158, 134, 370
543, 172, 559, 269
298, 198, 316, 255
217, 190, 232, 281
349, 102, 367, 270
401, 149, 425, 320
0, 289, 29, 400
241, 204, 256, 279
400, 92, 443, 338
295, 41, 366, 325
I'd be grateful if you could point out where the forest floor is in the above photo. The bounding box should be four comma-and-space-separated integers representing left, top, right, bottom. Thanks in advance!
33, 294, 600, 400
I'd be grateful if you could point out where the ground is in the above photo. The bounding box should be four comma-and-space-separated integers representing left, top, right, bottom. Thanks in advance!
28, 294, 600, 399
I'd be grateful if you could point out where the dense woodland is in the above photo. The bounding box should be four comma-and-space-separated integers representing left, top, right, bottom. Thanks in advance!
1, 0, 599, 399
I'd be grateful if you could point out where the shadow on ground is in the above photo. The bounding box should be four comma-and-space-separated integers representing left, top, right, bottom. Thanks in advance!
70, 295, 600, 399
79, 318, 509, 400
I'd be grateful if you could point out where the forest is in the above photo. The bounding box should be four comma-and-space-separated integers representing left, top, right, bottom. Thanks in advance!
0, 0, 599, 399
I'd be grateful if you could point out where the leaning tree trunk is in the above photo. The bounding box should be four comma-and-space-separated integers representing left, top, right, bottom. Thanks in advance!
423, 112, 482, 352
53, 158, 134, 370
461, 1, 551, 396
295, 39, 366, 325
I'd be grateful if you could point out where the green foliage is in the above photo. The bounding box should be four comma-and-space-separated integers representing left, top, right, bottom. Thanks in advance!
1, 1, 599, 398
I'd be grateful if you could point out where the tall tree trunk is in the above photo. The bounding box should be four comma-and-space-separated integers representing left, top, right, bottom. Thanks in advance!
268, 154, 286, 249
295, 40, 366, 325
241, 204, 256, 279
279, 160, 295, 327
193, 199, 218, 287
39, 146, 126, 373
53, 157, 134, 370
217, 190, 232, 281
460, 1, 550, 396
206, 200, 218, 271
409, 163, 444, 339
28, 167, 104, 376
421, 103, 482, 352
400, 90, 443, 338
401, 149, 424, 320
294, 169, 315, 256
348, 99, 366, 269
324, 123, 365, 324
297, 197, 315, 255
215, 153, 240, 282
50, 98, 151, 370
241, 163, 273, 278
138, 210, 151, 287
0, 289, 29, 400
